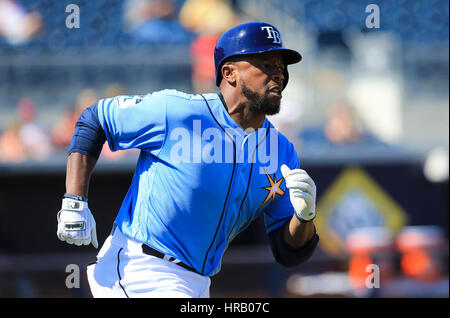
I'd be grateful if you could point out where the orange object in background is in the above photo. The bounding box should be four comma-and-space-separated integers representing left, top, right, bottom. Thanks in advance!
348, 255, 373, 290
401, 250, 433, 277
0, 123, 27, 163
345, 227, 394, 294
396, 226, 444, 283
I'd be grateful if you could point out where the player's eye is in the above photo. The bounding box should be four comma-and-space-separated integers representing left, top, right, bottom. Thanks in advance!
259, 63, 272, 72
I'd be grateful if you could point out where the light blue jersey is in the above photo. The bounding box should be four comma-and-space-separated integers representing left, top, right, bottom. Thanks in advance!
97, 89, 300, 276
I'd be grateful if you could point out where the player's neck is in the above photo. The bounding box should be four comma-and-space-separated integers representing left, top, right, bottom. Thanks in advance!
230, 109, 265, 131
220, 91, 266, 131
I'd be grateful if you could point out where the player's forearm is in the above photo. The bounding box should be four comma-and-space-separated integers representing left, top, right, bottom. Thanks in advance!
283, 216, 315, 249
65, 152, 98, 197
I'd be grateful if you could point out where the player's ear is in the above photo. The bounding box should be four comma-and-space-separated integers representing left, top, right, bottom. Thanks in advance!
221, 62, 238, 86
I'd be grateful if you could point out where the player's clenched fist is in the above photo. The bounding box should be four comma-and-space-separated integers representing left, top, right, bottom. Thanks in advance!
281, 165, 317, 223
57, 197, 98, 248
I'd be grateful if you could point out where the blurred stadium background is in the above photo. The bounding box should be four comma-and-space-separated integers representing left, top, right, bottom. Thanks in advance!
0, 0, 448, 298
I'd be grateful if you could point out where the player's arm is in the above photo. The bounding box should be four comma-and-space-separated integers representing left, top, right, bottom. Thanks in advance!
57, 103, 106, 248
282, 214, 316, 248
57, 93, 167, 247
65, 152, 97, 197
267, 165, 319, 267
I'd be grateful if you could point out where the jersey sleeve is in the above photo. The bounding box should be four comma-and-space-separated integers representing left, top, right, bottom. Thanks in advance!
264, 143, 300, 234
97, 93, 167, 155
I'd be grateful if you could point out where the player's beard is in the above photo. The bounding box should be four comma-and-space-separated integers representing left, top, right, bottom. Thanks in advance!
241, 80, 281, 116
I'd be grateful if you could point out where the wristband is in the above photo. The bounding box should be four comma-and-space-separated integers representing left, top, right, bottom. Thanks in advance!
64, 193, 88, 202
295, 211, 315, 223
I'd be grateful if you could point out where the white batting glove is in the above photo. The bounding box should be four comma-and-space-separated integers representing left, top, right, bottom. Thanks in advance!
57, 198, 98, 248
281, 165, 317, 223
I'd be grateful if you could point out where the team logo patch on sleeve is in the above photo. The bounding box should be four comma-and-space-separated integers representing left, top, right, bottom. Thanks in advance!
117, 95, 143, 109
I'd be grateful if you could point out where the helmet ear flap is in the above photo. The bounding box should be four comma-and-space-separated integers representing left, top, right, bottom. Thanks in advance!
282, 66, 289, 91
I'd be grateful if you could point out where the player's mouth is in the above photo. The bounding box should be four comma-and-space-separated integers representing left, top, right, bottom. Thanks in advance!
268, 86, 282, 98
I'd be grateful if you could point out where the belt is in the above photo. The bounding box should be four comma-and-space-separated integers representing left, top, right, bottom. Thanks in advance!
110, 223, 200, 275
141, 244, 199, 274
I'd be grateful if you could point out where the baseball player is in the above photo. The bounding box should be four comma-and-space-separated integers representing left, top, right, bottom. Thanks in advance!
57, 22, 319, 298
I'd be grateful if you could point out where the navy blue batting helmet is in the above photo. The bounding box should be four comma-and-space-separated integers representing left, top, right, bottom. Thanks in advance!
214, 21, 302, 89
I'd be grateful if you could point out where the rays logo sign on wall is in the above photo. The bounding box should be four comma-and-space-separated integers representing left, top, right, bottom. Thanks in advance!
315, 166, 408, 256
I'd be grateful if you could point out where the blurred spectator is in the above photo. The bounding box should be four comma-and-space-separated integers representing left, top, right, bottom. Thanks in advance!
51, 88, 99, 150
179, 0, 240, 93
74, 88, 99, 115
51, 107, 79, 150
0, 97, 52, 162
16, 97, 53, 161
324, 101, 363, 145
104, 83, 127, 99
0, 0, 42, 45
0, 122, 26, 163
123, 0, 193, 45
188, 34, 220, 93
179, 0, 238, 35
299, 101, 387, 150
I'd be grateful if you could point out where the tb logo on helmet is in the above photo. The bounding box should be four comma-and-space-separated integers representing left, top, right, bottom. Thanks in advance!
261, 26, 282, 44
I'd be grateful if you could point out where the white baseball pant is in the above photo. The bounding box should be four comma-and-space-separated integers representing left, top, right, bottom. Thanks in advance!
86, 227, 211, 298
